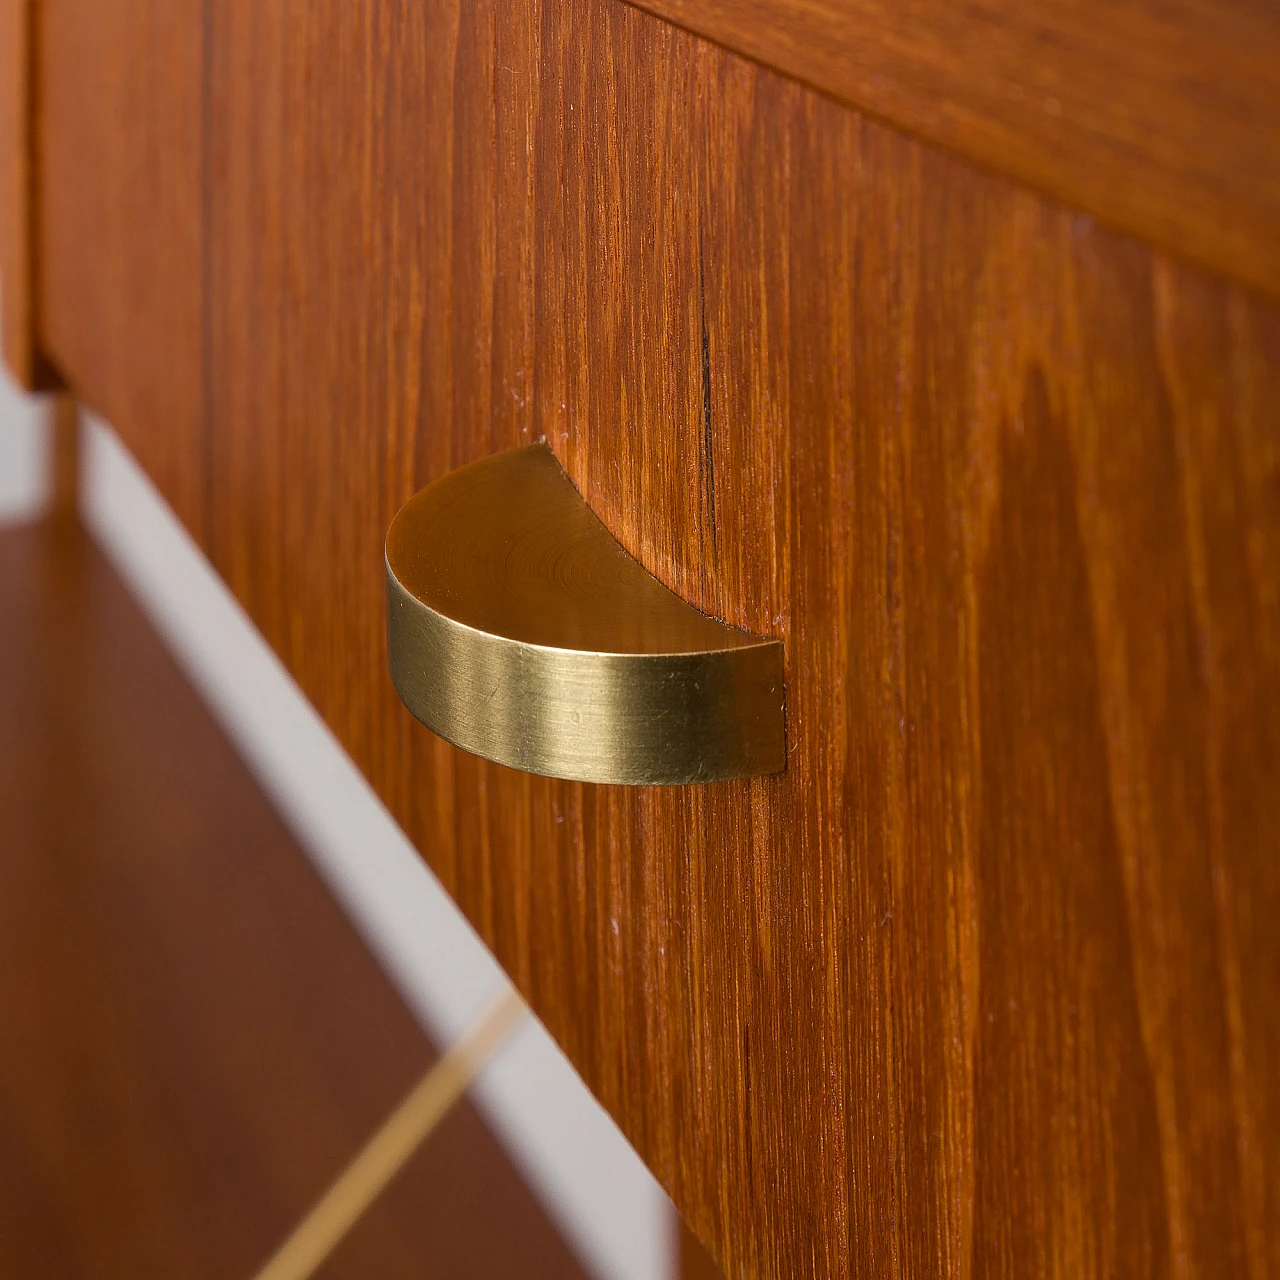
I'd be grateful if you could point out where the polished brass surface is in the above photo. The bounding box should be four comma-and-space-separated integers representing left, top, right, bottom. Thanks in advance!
385, 444, 785, 784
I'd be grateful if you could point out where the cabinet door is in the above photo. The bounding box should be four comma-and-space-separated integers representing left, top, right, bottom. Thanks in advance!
29, 0, 1280, 1274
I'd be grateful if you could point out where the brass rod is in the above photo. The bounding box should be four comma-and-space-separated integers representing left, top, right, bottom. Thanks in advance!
251, 990, 526, 1280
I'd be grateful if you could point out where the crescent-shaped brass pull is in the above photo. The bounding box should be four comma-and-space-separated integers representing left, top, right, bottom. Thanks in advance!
385, 444, 785, 784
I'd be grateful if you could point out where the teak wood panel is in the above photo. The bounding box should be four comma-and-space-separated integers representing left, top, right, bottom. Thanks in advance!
0, 516, 589, 1279
0, 0, 61, 389
1, 0, 34, 384
37, 0, 1280, 1275
627, 0, 1280, 302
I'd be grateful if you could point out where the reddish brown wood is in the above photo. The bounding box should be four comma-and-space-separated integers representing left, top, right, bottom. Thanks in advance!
0, 0, 60, 388
0, 516, 589, 1279
1, 0, 33, 383
34, 0, 1280, 1276
626, 0, 1280, 300
35, 0, 203, 522
680, 1221, 724, 1279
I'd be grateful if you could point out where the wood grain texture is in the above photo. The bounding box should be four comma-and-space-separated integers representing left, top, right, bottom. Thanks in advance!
1, 0, 33, 384
0, 515, 590, 1280
36, 0, 1280, 1275
36, 0, 204, 521
624, 0, 1280, 301
681, 1220, 725, 1280
0, 0, 60, 388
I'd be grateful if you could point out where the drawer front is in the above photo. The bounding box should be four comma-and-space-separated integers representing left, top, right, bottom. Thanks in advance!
33, 0, 1280, 1274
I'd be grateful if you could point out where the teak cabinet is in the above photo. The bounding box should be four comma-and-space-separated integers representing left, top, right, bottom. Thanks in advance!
4, 0, 1277, 1275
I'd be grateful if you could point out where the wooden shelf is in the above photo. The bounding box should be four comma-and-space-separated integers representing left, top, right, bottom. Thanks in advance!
0, 516, 589, 1279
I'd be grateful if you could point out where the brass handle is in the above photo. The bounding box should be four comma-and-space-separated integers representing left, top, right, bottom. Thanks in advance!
385, 444, 785, 785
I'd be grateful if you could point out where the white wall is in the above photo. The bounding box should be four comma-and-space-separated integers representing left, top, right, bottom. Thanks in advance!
0, 360, 48, 521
